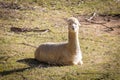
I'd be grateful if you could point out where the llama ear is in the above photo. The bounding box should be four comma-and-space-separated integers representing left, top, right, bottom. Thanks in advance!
76, 20, 81, 27
78, 22, 81, 27
66, 18, 71, 23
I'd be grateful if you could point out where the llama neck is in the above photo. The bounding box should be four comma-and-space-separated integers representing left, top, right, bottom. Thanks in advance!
68, 31, 80, 53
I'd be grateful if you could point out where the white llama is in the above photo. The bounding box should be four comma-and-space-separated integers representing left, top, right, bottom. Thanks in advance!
35, 17, 83, 65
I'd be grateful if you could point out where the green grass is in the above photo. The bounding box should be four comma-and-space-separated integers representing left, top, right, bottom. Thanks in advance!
0, 0, 120, 80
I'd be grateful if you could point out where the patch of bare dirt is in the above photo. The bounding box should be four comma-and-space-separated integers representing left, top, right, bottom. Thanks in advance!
77, 14, 120, 35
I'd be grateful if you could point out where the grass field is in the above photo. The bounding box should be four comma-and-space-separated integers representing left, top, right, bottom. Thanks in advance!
0, 0, 120, 80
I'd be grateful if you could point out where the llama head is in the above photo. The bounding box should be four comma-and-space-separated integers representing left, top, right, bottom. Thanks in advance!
67, 17, 81, 33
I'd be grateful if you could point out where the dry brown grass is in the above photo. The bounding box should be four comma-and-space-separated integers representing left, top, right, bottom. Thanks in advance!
0, 0, 120, 80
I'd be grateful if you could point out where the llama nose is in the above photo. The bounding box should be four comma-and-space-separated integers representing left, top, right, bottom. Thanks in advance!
72, 27, 75, 30
72, 24, 76, 30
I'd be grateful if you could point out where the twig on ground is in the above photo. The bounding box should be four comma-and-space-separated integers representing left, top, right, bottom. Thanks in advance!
85, 12, 97, 21
20, 43, 37, 48
10, 27, 50, 34
85, 13, 106, 24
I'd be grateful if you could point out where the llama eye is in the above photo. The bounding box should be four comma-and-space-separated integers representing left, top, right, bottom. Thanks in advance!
69, 23, 72, 25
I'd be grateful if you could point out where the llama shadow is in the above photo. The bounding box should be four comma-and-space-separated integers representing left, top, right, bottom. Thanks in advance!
17, 58, 56, 68
0, 58, 58, 76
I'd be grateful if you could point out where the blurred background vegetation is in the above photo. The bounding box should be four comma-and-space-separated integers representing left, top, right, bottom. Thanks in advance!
0, 0, 120, 15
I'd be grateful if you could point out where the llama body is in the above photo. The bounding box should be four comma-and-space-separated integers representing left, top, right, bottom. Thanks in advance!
35, 17, 83, 65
